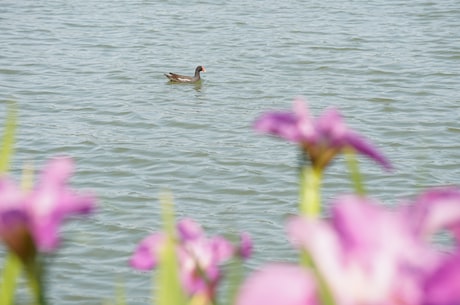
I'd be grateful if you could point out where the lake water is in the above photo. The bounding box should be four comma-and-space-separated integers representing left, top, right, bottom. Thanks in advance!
1, 0, 460, 304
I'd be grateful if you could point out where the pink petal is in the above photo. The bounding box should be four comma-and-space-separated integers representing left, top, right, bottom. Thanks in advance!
407, 187, 460, 240
0, 177, 27, 236
254, 111, 303, 142
424, 252, 460, 305
238, 232, 252, 259
130, 233, 166, 271
177, 218, 203, 241
211, 236, 234, 262
236, 264, 318, 305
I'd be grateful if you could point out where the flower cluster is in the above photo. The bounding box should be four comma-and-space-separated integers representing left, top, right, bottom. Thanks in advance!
236, 188, 460, 305
3, 99, 460, 305
130, 218, 252, 303
0, 157, 95, 263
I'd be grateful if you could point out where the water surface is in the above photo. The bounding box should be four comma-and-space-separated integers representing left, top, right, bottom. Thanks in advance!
1, 1, 460, 304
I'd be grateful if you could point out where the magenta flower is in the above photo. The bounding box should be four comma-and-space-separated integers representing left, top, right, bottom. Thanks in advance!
254, 98, 392, 170
130, 218, 252, 300
237, 188, 460, 305
0, 157, 96, 260
288, 197, 421, 304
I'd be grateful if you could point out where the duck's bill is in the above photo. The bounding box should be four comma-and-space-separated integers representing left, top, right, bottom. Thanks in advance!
202, 67, 206, 72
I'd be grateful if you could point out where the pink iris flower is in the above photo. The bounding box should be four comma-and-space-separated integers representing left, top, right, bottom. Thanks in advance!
130, 218, 252, 298
236, 187, 460, 305
0, 157, 96, 260
254, 98, 392, 170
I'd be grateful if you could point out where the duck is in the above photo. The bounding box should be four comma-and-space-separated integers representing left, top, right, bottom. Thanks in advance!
164, 66, 206, 83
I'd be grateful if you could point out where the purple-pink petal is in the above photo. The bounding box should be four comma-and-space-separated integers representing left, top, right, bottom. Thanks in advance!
177, 218, 204, 241
316, 107, 392, 170
315, 107, 347, 143
292, 98, 317, 142
254, 99, 317, 144
238, 232, 252, 259
130, 233, 166, 270
236, 264, 318, 305
254, 111, 304, 142
25, 158, 96, 252
210, 236, 234, 262
0, 178, 26, 236
39, 156, 74, 186
31, 218, 61, 252
344, 131, 393, 170
406, 187, 460, 241
423, 252, 460, 305
330, 195, 390, 254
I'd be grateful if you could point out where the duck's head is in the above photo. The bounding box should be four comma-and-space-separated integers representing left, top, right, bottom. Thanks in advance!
196, 66, 206, 73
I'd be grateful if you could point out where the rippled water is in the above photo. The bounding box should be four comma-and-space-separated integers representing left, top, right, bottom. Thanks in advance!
1, 0, 460, 304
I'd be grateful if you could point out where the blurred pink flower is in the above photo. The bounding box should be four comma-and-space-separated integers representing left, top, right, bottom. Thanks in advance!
237, 188, 460, 305
130, 218, 252, 299
0, 157, 95, 259
254, 98, 392, 170
286, 188, 460, 305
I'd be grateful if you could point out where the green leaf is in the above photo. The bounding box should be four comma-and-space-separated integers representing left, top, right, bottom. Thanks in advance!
0, 101, 17, 174
0, 253, 23, 305
115, 278, 127, 305
154, 193, 186, 305
25, 257, 47, 305
225, 258, 244, 305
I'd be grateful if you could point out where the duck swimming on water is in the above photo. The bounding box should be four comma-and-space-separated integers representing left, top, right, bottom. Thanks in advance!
164, 66, 206, 83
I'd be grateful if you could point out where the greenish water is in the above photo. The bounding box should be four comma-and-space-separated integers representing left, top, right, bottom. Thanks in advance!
1, 1, 460, 304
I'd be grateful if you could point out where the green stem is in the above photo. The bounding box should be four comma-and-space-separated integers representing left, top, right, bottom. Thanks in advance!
155, 193, 187, 305
25, 258, 47, 305
344, 150, 365, 195
299, 166, 323, 217
300, 250, 335, 305
0, 252, 22, 305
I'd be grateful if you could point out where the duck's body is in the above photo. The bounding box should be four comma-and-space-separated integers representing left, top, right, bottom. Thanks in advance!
164, 66, 206, 83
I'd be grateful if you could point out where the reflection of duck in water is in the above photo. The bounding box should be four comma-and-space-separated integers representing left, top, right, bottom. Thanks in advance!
164, 66, 206, 83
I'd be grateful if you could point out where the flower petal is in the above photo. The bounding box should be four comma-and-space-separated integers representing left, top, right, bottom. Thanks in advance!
236, 264, 318, 305
177, 218, 203, 241
406, 187, 460, 240
344, 132, 393, 170
130, 233, 166, 270
254, 111, 303, 142
424, 252, 460, 305
238, 232, 252, 259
